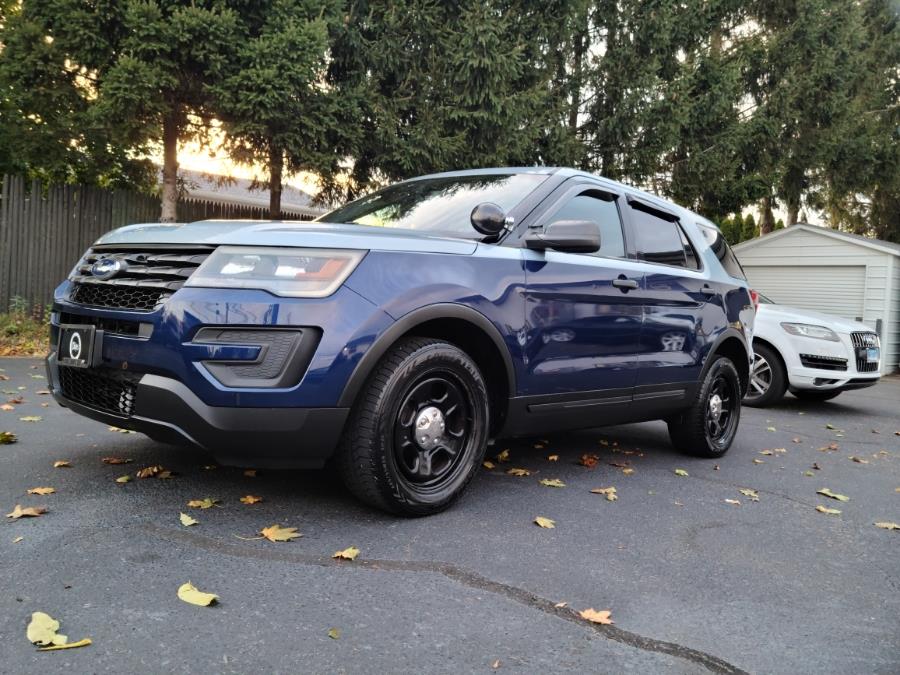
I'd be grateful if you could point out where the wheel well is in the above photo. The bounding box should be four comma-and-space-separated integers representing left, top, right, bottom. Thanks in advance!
403, 318, 510, 435
751, 336, 787, 380
712, 336, 750, 396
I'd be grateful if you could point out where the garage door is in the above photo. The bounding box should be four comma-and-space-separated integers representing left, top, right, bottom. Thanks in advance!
744, 265, 866, 321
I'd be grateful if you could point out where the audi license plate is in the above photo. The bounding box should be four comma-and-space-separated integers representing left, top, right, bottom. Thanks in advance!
58, 324, 96, 368
866, 347, 880, 364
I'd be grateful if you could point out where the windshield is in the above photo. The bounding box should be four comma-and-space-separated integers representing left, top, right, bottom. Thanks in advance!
318, 173, 548, 236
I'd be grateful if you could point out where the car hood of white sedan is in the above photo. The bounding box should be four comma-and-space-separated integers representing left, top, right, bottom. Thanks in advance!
758, 303, 875, 334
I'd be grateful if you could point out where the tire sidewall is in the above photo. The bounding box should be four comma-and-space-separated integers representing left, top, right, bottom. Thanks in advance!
745, 343, 786, 407
700, 358, 742, 456
372, 344, 489, 512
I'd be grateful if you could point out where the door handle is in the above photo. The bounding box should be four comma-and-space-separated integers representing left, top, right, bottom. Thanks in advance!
612, 277, 639, 291
700, 285, 716, 296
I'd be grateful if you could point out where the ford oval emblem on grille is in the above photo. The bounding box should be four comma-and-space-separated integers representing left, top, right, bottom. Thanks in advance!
90, 257, 125, 280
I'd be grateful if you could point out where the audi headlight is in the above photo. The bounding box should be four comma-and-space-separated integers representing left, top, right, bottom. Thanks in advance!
186, 246, 366, 298
780, 322, 840, 342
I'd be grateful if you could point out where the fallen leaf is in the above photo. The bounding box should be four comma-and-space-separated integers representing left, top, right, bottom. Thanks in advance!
180, 513, 198, 527
491, 658, 501, 669
739, 488, 759, 502
13, 536, 23, 543
766, 426, 776, 432
812, 463, 822, 470
243, 469, 257, 477
713, 464, 720, 471
6, 504, 47, 519
240, 495, 263, 505
157, 470, 175, 479
115, 475, 131, 484
818, 442, 840, 452
177, 581, 218, 606
7, 395, 23, 404
26, 612, 67, 647
53, 460, 71, 468
482, 460, 496, 470
533, 443, 545, 449
539, 478, 565, 488
328, 627, 341, 640
724, 499, 741, 506
825, 423, 837, 430
534, 516, 556, 528
674, 468, 689, 477
107, 426, 133, 433
0, 404, 13, 411
792, 437, 802, 443
35, 389, 50, 395
38, 639, 92, 651
579, 608, 614, 625
874, 521, 899, 531
803, 471, 815, 477
759, 450, 774, 456
187, 498, 220, 509
29, 374, 44, 379
548, 454, 559, 461
506, 467, 530, 477
773, 448, 786, 454
333, 546, 360, 561
817, 488, 849, 502
101, 457, 132, 465
136, 465, 164, 479
495, 449, 510, 462
674, 500, 684, 506
19, 415, 42, 422
554, 601, 568, 608
580, 454, 599, 468
621, 467, 634, 475
590, 487, 618, 501
753, 459, 765, 464
27, 487, 55, 496
260, 524, 301, 542
815, 505, 841, 515
848, 456, 869, 464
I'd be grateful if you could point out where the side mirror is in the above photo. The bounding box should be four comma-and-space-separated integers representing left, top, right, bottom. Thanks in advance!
470, 202, 507, 236
525, 220, 601, 253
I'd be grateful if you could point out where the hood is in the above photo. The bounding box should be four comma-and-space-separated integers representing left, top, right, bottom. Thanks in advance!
758, 303, 875, 334
93, 220, 478, 255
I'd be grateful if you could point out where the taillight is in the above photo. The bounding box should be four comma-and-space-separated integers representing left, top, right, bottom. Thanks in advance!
749, 289, 760, 311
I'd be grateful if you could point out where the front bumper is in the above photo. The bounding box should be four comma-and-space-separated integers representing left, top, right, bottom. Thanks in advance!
46, 352, 349, 468
784, 331, 880, 392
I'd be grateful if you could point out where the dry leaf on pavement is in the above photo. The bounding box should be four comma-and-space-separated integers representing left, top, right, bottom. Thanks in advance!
816, 505, 841, 515
7, 504, 47, 519
136, 465, 164, 479
333, 546, 360, 560
590, 487, 617, 501
107, 426, 133, 433
115, 475, 131, 484
243, 469, 257, 477
260, 525, 301, 542
240, 495, 263, 504
27, 487, 55, 495
725, 499, 741, 506
53, 460, 71, 468
495, 449, 510, 462
38, 639, 92, 651
739, 488, 759, 501
674, 469, 689, 477
27, 612, 67, 647
539, 478, 565, 487
482, 461, 495, 470
187, 498, 220, 509
328, 628, 341, 640
0, 404, 13, 411
19, 416, 42, 422
180, 513, 198, 527
817, 488, 849, 502
101, 457, 132, 465
579, 608, 614, 625
534, 516, 556, 528
874, 522, 898, 530
506, 468, 530, 477
580, 454, 599, 468
177, 582, 218, 606
0, 431, 17, 444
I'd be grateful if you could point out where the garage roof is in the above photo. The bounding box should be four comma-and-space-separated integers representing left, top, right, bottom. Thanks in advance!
733, 223, 900, 257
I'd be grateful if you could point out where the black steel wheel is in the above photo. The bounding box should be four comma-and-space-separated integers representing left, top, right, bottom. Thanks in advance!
337, 337, 489, 516
668, 356, 742, 458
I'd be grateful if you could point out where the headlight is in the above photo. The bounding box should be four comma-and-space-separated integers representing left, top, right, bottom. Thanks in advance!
185, 246, 366, 298
780, 322, 840, 342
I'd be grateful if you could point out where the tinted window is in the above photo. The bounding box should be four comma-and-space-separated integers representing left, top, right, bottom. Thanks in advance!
629, 206, 687, 267
319, 173, 547, 236
548, 193, 625, 258
698, 223, 747, 279
679, 226, 700, 270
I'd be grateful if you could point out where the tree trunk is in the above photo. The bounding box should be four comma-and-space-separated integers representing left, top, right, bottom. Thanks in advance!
268, 144, 283, 220
568, 24, 588, 135
787, 201, 800, 226
160, 113, 179, 223
759, 195, 776, 235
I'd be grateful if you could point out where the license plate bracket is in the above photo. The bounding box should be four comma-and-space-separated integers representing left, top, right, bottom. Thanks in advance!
58, 324, 100, 368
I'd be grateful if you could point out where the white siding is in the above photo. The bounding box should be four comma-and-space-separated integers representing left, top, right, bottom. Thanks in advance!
735, 227, 899, 374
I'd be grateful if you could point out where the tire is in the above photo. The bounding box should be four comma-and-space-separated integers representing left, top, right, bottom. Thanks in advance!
743, 343, 787, 408
336, 337, 490, 516
792, 389, 842, 402
668, 356, 742, 458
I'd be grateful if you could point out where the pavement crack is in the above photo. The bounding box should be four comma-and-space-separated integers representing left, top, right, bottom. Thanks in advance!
143, 523, 748, 675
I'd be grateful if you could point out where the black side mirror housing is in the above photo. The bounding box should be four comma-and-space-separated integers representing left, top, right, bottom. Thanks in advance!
525, 220, 601, 253
470, 202, 507, 236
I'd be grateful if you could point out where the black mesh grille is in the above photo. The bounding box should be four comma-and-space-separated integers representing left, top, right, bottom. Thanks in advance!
69, 246, 213, 312
850, 332, 880, 373
58, 367, 139, 416
71, 283, 167, 312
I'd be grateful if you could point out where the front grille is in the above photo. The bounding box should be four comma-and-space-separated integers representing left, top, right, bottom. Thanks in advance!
799, 354, 847, 371
57, 312, 145, 338
58, 366, 139, 416
69, 246, 213, 312
850, 332, 880, 372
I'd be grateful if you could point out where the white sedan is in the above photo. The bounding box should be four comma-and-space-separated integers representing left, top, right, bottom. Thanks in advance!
745, 292, 881, 407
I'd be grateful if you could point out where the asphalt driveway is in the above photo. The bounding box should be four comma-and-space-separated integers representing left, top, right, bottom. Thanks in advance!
1, 356, 898, 674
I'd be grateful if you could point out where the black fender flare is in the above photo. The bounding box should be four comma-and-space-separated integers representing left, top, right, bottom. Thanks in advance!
337, 303, 517, 408
701, 327, 750, 393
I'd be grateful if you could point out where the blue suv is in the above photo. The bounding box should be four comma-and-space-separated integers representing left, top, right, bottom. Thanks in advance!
48, 168, 754, 515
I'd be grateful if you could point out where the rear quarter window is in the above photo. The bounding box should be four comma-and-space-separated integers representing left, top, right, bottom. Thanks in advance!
698, 223, 746, 280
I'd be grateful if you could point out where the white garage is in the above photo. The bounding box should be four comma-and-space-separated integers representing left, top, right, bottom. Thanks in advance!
733, 224, 900, 374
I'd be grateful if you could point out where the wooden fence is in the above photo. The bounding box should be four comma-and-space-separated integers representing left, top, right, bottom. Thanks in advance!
0, 175, 314, 314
